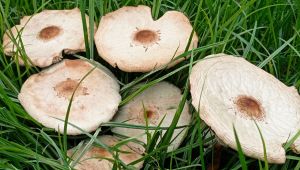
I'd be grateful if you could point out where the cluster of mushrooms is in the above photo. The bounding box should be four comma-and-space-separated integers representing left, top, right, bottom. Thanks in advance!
2, 5, 300, 169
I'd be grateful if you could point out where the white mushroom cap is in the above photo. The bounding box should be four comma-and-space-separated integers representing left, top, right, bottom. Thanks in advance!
94, 5, 198, 72
190, 53, 300, 164
18, 59, 121, 135
67, 135, 144, 170
3, 8, 95, 67
112, 81, 191, 152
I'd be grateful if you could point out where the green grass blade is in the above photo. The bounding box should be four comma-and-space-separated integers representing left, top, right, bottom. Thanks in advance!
233, 125, 248, 170
254, 121, 268, 170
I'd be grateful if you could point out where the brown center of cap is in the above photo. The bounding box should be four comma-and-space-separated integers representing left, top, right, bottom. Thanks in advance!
90, 147, 111, 158
54, 78, 88, 99
146, 110, 155, 119
235, 95, 265, 120
38, 26, 61, 40
133, 29, 159, 45
136, 106, 159, 124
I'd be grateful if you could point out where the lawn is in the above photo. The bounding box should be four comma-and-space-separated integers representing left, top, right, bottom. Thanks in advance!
1, 0, 300, 169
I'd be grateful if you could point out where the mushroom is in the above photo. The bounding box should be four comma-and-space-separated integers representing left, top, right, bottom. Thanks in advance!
112, 81, 191, 152
190, 53, 300, 164
2, 8, 95, 67
18, 59, 121, 135
94, 5, 198, 72
67, 135, 144, 170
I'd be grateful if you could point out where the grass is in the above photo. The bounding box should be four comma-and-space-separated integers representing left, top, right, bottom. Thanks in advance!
0, 0, 300, 169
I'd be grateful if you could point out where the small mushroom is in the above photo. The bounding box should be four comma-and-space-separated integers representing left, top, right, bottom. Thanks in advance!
190, 53, 300, 164
18, 59, 121, 135
94, 5, 198, 72
112, 81, 191, 152
3, 8, 95, 67
67, 135, 144, 170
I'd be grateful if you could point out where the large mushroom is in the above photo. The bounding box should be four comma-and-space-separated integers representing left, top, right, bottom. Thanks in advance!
190, 53, 300, 163
18, 59, 121, 135
3, 8, 94, 67
94, 5, 198, 72
68, 135, 144, 170
112, 81, 191, 152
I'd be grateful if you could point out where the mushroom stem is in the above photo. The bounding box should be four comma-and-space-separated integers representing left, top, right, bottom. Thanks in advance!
207, 143, 223, 170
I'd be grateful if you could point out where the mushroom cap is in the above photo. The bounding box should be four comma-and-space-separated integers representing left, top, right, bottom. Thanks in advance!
190, 53, 300, 164
94, 5, 198, 72
112, 81, 191, 152
67, 135, 144, 170
3, 8, 95, 67
18, 59, 121, 135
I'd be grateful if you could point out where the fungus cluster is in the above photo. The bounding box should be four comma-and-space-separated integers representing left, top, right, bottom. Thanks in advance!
3, 5, 197, 169
2, 4, 300, 169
